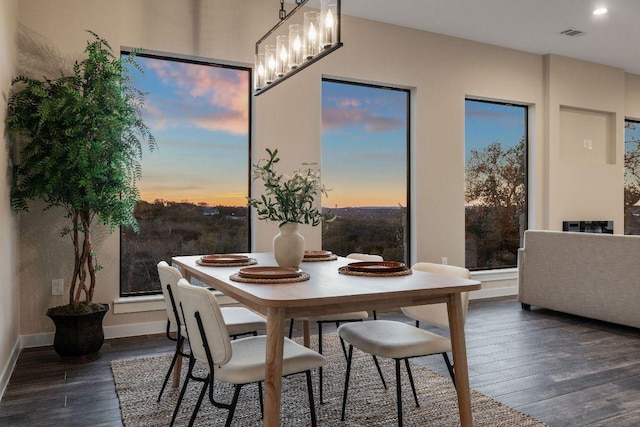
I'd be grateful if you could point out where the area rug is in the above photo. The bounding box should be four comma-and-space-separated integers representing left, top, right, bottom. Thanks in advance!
111, 334, 547, 426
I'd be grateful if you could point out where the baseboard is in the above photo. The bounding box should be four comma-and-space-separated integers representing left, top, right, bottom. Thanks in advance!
20, 332, 54, 349
20, 320, 171, 350
470, 285, 518, 300
0, 338, 21, 401
103, 320, 168, 339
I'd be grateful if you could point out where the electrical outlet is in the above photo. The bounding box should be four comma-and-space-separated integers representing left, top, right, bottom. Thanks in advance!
52, 279, 64, 296
441, 257, 448, 265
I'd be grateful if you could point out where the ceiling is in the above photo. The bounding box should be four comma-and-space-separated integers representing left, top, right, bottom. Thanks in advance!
293, 0, 640, 74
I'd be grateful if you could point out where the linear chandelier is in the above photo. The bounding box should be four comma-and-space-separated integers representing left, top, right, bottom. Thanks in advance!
254, 0, 343, 96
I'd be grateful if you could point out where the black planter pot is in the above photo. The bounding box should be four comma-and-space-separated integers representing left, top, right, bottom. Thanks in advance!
47, 304, 109, 363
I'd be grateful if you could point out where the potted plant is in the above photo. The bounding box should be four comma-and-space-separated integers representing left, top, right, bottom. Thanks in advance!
248, 148, 333, 267
6, 31, 156, 361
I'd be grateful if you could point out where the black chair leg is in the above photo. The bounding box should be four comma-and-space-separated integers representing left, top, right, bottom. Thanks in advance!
341, 344, 354, 421
258, 381, 264, 418
372, 355, 387, 389
404, 358, 419, 407
395, 359, 403, 427
306, 370, 319, 427
338, 335, 349, 360
442, 352, 456, 385
224, 384, 243, 427
188, 379, 209, 427
288, 318, 294, 338
158, 336, 183, 402
170, 355, 194, 426
318, 321, 324, 403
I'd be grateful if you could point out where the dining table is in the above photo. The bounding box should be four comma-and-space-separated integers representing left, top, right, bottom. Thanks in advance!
171, 252, 481, 427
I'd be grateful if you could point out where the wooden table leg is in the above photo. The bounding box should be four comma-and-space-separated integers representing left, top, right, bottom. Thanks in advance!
303, 320, 310, 347
447, 292, 473, 427
264, 307, 286, 427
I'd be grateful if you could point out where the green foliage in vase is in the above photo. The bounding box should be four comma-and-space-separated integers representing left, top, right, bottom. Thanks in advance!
6, 31, 156, 311
248, 148, 334, 227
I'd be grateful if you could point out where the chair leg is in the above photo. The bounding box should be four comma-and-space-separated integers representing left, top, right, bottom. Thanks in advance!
305, 370, 318, 427
258, 381, 264, 418
318, 321, 324, 403
187, 379, 209, 427
372, 355, 387, 389
442, 352, 456, 385
338, 335, 349, 360
158, 335, 183, 402
224, 384, 243, 427
404, 358, 419, 407
170, 355, 194, 426
395, 359, 403, 427
288, 318, 294, 338
341, 344, 354, 421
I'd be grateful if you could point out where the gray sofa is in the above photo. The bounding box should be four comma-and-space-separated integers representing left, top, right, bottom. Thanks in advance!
518, 230, 640, 329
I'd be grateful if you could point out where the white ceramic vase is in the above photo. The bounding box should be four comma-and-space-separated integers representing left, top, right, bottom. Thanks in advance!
273, 223, 305, 267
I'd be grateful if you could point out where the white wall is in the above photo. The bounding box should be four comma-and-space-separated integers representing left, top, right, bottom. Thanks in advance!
9, 0, 640, 339
0, 0, 20, 399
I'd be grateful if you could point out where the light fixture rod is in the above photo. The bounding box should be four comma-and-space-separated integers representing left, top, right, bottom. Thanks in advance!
256, 0, 310, 52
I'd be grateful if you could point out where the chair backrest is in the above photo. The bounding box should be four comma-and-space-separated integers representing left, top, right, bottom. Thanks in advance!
157, 261, 184, 326
346, 253, 384, 261
177, 278, 233, 366
407, 262, 471, 330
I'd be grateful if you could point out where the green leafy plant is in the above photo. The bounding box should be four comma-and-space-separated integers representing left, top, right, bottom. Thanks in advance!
248, 148, 333, 227
7, 31, 156, 313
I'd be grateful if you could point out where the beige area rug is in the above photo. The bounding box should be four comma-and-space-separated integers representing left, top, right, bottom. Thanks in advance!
111, 334, 547, 426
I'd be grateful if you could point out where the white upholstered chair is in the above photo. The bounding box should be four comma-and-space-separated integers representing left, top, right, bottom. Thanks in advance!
156, 261, 266, 402
287, 252, 382, 402
400, 262, 471, 383
173, 279, 326, 427
337, 262, 471, 426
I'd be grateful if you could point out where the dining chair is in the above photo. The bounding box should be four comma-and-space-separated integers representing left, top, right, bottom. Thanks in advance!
156, 261, 266, 402
173, 279, 326, 427
337, 262, 471, 427
400, 262, 471, 384
287, 252, 382, 403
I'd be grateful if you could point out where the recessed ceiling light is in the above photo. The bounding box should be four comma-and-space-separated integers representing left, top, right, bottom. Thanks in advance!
593, 7, 608, 15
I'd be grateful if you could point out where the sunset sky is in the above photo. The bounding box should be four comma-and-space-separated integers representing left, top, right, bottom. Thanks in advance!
129, 54, 524, 208
321, 81, 408, 208
129, 55, 250, 207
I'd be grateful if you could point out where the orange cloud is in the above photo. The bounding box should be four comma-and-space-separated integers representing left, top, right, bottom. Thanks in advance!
146, 60, 249, 136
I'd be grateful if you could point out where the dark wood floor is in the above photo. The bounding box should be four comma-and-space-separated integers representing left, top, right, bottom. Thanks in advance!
2, 296, 640, 426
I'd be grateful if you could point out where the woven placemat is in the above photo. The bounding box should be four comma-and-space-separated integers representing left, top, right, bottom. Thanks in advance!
302, 255, 338, 262
196, 258, 257, 267
229, 271, 310, 284
338, 266, 413, 277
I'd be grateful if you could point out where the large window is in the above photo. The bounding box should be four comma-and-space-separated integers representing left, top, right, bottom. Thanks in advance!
625, 119, 640, 234
465, 99, 527, 270
120, 53, 251, 296
321, 80, 409, 263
